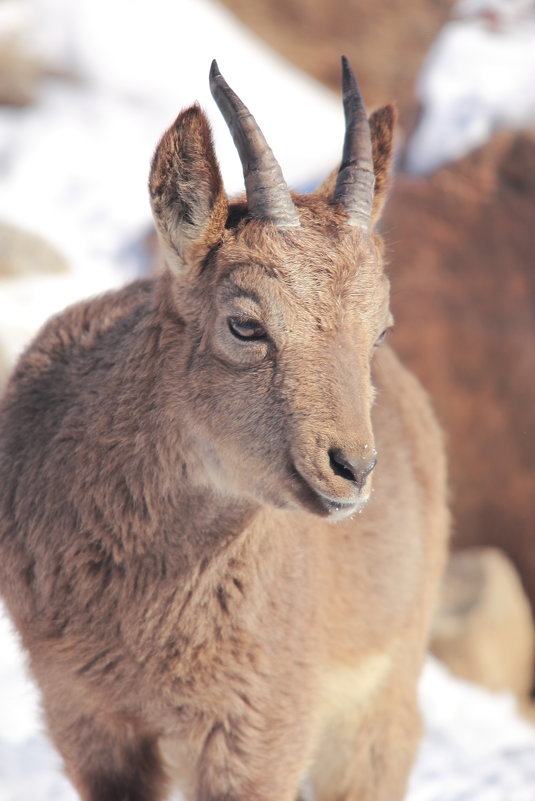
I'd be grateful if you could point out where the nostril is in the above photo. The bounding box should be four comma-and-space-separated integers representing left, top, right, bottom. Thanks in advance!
328, 449, 356, 482
328, 448, 377, 489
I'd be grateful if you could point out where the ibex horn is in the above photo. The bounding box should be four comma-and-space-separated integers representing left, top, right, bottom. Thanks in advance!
209, 60, 300, 230
333, 56, 375, 230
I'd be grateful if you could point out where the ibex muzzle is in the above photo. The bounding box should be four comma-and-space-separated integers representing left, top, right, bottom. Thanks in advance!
284, 339, 379, 518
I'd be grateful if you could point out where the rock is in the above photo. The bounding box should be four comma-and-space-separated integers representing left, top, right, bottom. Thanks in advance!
431, 548, 535, 700
0, 37, 40, 107
384, 130, 535, 683
0, 221, 70, 386
0, 222, 69, 277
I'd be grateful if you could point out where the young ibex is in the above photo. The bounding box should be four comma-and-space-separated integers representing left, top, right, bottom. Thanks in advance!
0, 59, 448, 801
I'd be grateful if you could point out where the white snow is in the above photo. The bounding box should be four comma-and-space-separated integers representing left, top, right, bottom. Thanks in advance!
409, 659, 535, 801
405, 0, 535, 174
19, 0, 343, 194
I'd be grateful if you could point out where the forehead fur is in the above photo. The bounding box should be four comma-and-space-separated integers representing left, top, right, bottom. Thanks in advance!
217, 195, 387, 308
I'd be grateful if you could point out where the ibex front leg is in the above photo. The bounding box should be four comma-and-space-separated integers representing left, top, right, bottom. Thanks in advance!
192, 706, 314, 801
310, 676, 422, 801
44, 704, 168, 801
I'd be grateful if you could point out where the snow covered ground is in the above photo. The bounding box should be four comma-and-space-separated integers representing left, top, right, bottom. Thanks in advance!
405, 0, 535, 173
1, 0, 535, 799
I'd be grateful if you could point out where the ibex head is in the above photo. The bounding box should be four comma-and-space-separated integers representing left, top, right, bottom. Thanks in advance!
149, 58, 396, 521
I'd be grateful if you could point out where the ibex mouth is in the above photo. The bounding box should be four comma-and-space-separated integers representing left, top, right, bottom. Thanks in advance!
289, 464, 367, 521
321, 496, 362, 517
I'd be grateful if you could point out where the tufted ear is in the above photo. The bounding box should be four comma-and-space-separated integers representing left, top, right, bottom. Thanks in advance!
314, 104, 396, 227
368, 104, 396, 222
149, 104, 228, 275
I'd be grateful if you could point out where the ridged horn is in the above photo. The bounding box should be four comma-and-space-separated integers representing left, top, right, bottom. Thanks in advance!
209, 60, 300, 229
333, 56, 375, 230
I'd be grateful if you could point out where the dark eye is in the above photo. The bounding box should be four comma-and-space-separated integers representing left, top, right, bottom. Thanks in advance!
375, 328, 391, 347
228, 317, 267, 342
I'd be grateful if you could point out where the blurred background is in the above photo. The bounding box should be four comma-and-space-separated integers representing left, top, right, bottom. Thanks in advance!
1, 0, 535, 798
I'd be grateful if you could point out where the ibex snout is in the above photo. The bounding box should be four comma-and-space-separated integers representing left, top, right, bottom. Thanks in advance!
328, 447, 377, 490
292, 438, 377, 520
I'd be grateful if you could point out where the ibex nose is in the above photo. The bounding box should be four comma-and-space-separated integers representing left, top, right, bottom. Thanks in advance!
328, 448, 377, 491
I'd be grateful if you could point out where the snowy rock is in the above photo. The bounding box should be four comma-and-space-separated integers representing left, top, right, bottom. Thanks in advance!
405, 1, 535, 174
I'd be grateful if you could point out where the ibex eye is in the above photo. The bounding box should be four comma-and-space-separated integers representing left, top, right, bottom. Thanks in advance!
375, 328, 391, 347
228, 317, 267, 341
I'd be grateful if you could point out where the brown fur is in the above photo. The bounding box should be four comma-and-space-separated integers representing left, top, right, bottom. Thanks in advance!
0, 97, 448, 801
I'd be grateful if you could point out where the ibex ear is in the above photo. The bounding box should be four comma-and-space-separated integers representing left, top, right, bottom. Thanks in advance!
149, 104, 228, 275
314, 104, 396, 227
368, 104, 396, 223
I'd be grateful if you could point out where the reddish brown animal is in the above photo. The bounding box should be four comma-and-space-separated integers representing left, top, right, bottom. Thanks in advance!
382, 134, 535, 687
0, 59, 448, 801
